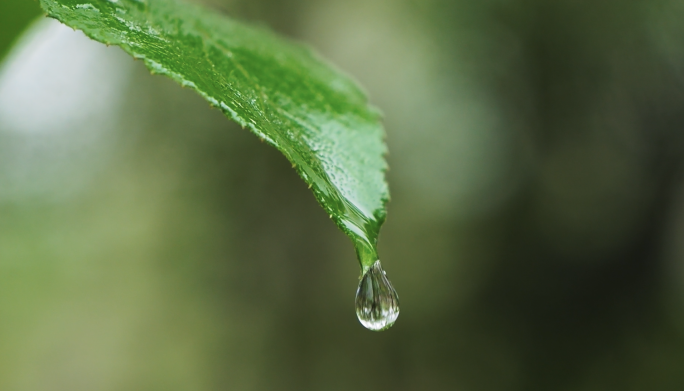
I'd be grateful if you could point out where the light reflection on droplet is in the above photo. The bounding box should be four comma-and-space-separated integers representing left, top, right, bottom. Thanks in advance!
355, 260, 399, 331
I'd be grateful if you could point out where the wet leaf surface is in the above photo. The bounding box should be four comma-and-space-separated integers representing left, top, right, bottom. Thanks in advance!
39, 0, 389, 271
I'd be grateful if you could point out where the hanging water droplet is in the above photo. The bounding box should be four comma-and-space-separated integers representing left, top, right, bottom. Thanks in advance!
355, 260, 399, 331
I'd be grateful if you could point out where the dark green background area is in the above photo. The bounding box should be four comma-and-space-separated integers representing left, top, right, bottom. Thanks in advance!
3, 0, 684, 390
0, 0, 41, 59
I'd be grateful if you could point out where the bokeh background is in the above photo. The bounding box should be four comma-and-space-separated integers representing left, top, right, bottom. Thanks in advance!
3, 0, 684, 390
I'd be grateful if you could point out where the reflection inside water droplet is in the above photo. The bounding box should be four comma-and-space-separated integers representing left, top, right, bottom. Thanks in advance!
355, 260, 399, 331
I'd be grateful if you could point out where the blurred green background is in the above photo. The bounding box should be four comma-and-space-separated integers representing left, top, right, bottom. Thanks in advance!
3, 0, 684, 390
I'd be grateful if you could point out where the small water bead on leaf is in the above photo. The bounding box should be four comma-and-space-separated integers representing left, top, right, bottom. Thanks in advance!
355, 260, 400, 331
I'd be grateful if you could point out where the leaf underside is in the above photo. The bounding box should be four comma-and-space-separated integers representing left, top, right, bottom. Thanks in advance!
39, 0, 389, 271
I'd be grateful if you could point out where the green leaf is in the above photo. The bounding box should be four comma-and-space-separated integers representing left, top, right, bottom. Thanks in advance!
39, 0, 389, 273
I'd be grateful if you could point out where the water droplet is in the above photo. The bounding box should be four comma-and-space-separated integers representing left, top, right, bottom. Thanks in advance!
355, 260, 399, 331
